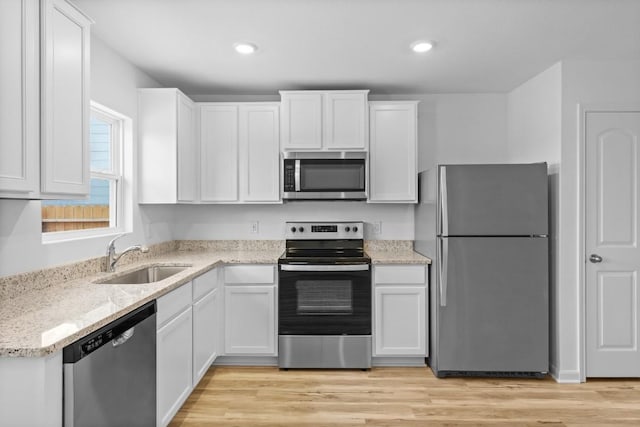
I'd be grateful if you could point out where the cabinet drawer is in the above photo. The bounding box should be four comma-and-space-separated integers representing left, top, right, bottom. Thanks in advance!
192, 268, 218, 301
224, 265, 275, 284
374, 265, 426, 285
157, 282, 193, 327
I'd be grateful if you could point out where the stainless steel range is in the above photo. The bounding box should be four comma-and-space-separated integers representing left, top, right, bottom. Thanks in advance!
278, 221, 372, 369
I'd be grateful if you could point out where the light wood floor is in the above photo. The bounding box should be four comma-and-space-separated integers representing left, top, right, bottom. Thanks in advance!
170, 366, 640, 426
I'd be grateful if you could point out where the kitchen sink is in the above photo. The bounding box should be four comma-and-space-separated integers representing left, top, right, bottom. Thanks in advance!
95, 265, 191, 285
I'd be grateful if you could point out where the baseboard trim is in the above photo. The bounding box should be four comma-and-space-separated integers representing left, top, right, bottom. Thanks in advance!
550, 363, 582, 383
372, 357, 427, 367
213, 356, 278, 366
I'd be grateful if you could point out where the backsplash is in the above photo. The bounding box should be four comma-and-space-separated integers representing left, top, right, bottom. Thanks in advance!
364, 240, 413, 251
177, 240, 285, 252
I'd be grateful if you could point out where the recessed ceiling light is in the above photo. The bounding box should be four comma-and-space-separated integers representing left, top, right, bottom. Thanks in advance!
234, 42, 257, 55
411, 40, 434, 53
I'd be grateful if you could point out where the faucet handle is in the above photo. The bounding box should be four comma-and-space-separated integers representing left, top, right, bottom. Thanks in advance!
140, 246, 150, 253
107, 233, 126, 253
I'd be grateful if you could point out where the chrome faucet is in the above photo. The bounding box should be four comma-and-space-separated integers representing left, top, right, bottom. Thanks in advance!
107, 234, 149, 272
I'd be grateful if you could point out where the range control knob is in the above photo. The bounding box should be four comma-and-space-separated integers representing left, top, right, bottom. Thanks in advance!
290, 227, 297, 233
345, 226, 351, 232
298, 227, 305, 233
353, 226, 358, 232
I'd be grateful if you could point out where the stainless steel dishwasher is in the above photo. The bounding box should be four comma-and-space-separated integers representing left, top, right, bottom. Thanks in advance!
63, 301, 157, 427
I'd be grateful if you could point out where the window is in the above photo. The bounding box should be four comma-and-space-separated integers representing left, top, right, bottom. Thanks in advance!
42, 102, 124, 236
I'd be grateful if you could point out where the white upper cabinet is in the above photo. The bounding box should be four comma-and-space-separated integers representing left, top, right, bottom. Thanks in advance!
239, 104, 280, 202
200, 102, 280, 204
368, 101, 419, 203
1, 0, 91, 199
280, 92, 322, 150
40, 0, 92, 197
139, 88, 198, 204
280, 90, 369, 151
323, 92, 369, 150
199, 104, 239, 202
0, 0, 39, 197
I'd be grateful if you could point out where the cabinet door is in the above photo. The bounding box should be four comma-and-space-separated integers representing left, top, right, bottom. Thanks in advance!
41, 0, 91, 196
0, 0, 39, 196
177, 92, 197, 202
200, 104, 239, 202
374, 286, 426, 356
224, 285, 276, 355
239, 104, 281, 202
193, 289, 218, 387
157, 307, 193, 427
280, 92, 322, 150
369, 102, 418, 203
323, 92, 368, 150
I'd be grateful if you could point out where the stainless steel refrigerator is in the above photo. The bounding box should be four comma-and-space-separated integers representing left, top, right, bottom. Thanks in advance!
415, 163, 549, 378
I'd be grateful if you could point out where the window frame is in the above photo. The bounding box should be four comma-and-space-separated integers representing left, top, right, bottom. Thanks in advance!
42, 101, 127, 243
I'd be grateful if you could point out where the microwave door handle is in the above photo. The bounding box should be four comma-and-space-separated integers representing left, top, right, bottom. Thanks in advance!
294, 160, 301, 191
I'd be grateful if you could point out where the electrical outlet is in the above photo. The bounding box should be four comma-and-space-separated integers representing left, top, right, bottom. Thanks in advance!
373, 221, 382, 234
250, 221, 259, 234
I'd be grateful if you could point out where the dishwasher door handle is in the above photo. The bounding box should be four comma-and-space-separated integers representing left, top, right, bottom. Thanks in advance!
112, 327, 135, 347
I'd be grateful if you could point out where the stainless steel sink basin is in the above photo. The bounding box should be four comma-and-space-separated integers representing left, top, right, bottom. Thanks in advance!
96, 265, 191, 284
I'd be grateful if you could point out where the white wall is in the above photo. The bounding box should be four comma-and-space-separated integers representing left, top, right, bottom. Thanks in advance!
0, 37, 162, 276
506, 62, 562, 378
433, 94, 508, 166
172, 203, 413, 240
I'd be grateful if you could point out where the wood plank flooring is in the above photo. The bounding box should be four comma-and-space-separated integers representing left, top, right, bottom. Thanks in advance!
170, 366, 640, 426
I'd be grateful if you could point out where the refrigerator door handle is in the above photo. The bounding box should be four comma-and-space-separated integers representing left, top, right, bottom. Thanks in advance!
439, 238, 448, 307
440, 166, 448, 236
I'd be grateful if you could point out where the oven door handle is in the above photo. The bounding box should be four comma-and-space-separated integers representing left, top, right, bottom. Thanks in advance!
280, 264, 370, 272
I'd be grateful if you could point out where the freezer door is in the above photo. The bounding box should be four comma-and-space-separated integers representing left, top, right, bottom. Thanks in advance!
439, 163, 548, 236
433, 236, 548, 375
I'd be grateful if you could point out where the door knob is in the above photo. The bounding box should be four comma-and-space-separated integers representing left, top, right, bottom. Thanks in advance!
589, 254, 603, 263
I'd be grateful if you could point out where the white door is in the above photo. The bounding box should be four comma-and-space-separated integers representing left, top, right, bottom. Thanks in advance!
157, 307, 193, 427
586, 111, 640, 377
374, 286, 426, 356
199, 104, 239, 202
192, 289, 218, 386
280, 92, 322, 150
323, 92, 368, 150
239, 104, 280, 202
224, 285, 276, 355
41, 0, 91, 196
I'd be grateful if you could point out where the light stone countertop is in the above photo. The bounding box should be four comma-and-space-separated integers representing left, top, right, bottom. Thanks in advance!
367, 249, 432, 265
0, 240, 430, 358
0, 249, 282, 358
364, 240, 432, 265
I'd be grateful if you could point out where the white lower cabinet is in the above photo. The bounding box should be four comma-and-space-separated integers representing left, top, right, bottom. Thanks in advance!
192, 268, 220, 385
224, 286, 276, 355
373, 265, 428, 357
192, 288, 219, 385
223, 265, 277, 356
157, 282, 193, 427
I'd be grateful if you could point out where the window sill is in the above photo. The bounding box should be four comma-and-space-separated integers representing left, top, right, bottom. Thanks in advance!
42, 227, 127, 245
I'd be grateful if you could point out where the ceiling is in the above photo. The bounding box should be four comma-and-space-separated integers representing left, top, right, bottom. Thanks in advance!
74, 0, 640, 96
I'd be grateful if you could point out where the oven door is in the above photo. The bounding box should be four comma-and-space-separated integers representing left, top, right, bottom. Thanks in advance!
278, 264, 371, 335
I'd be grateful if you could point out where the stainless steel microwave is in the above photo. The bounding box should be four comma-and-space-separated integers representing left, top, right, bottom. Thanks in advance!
282, 152, 367, 200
